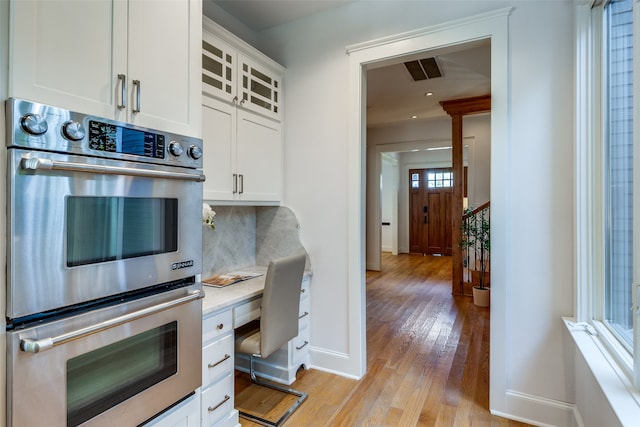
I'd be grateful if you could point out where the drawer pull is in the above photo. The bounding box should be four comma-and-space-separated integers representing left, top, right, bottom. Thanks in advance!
296, 340, 309, 351
208, 354, 231, 368
298, 311, 309, 319
208, 395, 230, 412
217, 323, 224, 330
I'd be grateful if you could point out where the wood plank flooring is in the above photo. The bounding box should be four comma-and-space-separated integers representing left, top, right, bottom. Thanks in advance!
235, 253, 531, 426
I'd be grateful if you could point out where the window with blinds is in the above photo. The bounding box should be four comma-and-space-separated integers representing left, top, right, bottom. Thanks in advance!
604, 0, 634, 348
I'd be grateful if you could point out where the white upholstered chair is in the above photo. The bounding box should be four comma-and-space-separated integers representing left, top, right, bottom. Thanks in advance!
234, 253, 307, 426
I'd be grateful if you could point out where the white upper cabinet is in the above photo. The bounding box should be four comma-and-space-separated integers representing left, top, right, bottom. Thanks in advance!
8, 0, 202, 137
202, 19, 282, 122
202, 17, 284, 204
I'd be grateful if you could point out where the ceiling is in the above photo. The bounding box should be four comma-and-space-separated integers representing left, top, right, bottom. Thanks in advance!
208, 0, 491, 127
211, 0, 354, 32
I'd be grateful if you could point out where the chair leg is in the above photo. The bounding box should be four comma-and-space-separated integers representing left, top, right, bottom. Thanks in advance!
238, 354, 308, 427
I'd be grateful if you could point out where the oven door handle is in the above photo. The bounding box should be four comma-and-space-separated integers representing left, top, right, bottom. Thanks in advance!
20, 290, 204, 353
20, 156, 206, 182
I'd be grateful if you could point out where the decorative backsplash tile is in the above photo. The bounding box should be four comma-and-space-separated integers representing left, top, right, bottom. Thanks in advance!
256, 206, 310, 270
202, 205, 310, 278
202, 205, 256, 277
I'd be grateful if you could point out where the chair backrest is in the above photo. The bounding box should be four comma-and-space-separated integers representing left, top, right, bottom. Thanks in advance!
259, 253, 307, 358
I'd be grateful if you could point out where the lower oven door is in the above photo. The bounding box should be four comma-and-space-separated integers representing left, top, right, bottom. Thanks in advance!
6, 283, 203, 427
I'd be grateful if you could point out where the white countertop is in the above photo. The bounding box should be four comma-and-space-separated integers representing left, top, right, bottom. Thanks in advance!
200, 267, 311, 316
201, 266, 267, 315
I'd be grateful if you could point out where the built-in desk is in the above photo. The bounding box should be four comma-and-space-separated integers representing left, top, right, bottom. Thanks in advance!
199, 269, 311, 427
202, 267, 268, 325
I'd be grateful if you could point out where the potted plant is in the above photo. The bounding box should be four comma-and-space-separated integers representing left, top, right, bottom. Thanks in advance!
461, 207, 490, 306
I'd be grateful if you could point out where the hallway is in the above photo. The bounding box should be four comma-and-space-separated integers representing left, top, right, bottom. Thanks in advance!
237, 253, 530, 426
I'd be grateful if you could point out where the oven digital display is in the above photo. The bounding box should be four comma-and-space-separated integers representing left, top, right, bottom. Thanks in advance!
88, 120, 165, 159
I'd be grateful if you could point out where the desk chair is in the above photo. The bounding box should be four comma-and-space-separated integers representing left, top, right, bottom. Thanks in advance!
234, 253, 308, 427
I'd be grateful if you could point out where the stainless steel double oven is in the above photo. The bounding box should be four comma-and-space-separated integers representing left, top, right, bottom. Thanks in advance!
5, 98, 205, 426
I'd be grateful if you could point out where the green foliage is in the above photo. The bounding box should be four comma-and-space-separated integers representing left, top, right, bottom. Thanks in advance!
461, 208, 490, 289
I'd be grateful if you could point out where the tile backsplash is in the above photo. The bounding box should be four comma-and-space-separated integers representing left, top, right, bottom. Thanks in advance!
202, 205, 309, 278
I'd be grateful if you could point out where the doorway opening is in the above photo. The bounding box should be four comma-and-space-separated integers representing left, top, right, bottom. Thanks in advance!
348, 8, 510, 409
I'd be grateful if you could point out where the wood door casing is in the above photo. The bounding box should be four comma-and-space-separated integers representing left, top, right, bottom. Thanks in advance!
409, 168, 453, 255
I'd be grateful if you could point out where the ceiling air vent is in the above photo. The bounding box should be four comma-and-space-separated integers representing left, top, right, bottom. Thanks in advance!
404, 57, 442, 81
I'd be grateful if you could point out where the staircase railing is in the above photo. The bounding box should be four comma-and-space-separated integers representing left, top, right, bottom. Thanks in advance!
462, 202, 490, 287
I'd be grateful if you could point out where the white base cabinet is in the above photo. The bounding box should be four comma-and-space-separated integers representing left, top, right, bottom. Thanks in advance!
234, 276, 311, 385
144, 394, 201, 427
202, 307, 239, 427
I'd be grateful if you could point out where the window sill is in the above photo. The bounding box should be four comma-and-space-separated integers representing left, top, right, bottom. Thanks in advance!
563, 317, 640, 425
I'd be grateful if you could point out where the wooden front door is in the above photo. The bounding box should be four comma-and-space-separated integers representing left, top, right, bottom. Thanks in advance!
409, 168, 453, 255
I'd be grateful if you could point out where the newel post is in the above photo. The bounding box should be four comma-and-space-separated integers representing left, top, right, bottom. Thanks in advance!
439, 95, 490, 295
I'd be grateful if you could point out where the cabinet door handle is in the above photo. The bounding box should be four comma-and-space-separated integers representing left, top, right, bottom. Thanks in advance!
233, 173, 238, 194
208, 395, 230, 412
296, 341, 309, 351
298, 311, 309, 319
117, 74, 127, 109
239, 174, 244, 194
208, 354, 231, 368
132, 79, 141, 113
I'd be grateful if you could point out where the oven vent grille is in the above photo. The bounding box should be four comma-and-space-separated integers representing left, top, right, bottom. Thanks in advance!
404, 57, 442, 81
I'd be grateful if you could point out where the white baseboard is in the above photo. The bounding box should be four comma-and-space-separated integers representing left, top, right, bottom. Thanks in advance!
494, 390, 577, 427
308, 347, 364, 381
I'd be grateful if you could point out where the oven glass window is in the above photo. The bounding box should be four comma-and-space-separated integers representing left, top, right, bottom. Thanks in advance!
66, 197, 178, 267
66, 322, 177, 426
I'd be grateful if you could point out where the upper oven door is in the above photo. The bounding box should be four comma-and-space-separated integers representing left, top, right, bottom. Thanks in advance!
7, 148, 204, 319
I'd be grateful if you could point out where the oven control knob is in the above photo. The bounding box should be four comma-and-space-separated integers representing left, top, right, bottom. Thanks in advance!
20, 113, 48, 136
62, 121, 86, 141
168, 141, 184, 157
188, 145, 203, 160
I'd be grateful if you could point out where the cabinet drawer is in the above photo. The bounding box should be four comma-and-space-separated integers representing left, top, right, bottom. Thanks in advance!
298, 297, 310, 331
201, 374, 234, 427
233, 297, 262, 327
203, 310, 233, 343
291, 328, 310, 363
300, 277, 310, 299
202, 334, 234, 387
145, 392, 200, 427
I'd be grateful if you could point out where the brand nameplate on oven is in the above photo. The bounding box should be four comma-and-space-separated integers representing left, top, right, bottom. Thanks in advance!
171, 260, 194, 270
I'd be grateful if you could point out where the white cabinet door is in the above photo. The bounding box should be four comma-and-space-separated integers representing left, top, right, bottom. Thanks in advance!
9, 0, 127, 118
238, 53, 282, 122
202, 32, 237, 103
9, 0, 201, 137
236, 110, 282, 202
202, 98, 236, 201
202, 97, 281, 203
126, 0, 201, 136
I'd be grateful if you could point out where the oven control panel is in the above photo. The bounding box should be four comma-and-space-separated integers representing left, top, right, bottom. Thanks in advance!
6, 98, 203, 169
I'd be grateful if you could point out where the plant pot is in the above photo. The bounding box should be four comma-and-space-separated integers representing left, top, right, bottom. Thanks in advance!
472, 286, 490, 307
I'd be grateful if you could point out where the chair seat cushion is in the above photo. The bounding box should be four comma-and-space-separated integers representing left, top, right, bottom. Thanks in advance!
235, 319, 261, 355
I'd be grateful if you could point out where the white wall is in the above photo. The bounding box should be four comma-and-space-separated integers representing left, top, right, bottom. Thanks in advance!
209, 0, 576, 424
380, 154, 396, 253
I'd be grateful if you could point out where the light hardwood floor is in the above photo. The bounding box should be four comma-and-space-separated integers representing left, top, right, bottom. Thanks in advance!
235, 253, 531, 426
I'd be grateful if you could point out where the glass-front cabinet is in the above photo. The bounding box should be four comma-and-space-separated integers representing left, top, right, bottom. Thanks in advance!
202, 26, 282, 122
201, 17, 285, 204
